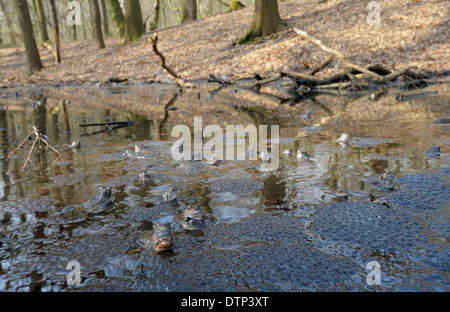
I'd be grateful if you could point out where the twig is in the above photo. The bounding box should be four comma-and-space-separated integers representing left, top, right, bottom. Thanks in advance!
7, 126, 62, 174
7, 133, 33, 159
148, 34, 195, 88
21, 136, 38, 173
78, 121, 137, 127
216, 0, 229, 7
307, 56, 333, 76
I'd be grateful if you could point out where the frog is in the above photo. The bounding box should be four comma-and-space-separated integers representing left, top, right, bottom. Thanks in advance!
162, 185, 179, 202
338, 132, 350, 143
297, 150, 312, 166
83, 186, 113, 209
180, 205, 215, 230
137, 223, 174, 252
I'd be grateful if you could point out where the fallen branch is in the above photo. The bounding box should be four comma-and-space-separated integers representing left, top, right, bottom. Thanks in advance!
253, 73, 282, 89
7, 126, 62, 174
307, 56, 333, 76
148, 34, 195, 88
293, 28, 384, 81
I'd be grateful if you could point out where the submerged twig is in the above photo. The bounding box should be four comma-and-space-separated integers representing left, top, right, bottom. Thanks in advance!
7, 126, 62, 174
78, 121, 137, 127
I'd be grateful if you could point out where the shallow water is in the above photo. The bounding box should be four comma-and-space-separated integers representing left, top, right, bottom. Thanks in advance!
0, 82, 449, 291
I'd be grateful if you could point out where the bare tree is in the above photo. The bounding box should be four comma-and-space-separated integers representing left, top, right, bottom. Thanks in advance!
0, 0, 18, 46
48, 0, 61, 63
181, 0, 197, 23
14, 0, 43, 73
31, 0, 50, 44
240, 0, 285, 44
90, 0, 105, 48
149, 0, 161, 31
124, 0, 143, 43
108, 0, 125, 40
100, 0, 109, 36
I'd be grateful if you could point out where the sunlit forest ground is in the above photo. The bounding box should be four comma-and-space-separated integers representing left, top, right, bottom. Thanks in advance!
0, 0, 448, 87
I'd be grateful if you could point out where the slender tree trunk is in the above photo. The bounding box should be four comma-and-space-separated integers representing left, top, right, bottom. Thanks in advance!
100, 0, 109, 36
90, 0, 105, 48
0, 0, 18, 46
108, 0, 125, 40
14, 0, 43, 74
161, 0, 167, 28
48, 0, 61, 63
149, 0, 160, 31
181, 0, 197, 23
240, 0, 285, 44
31, 0, 50, 44
124, 0, 143, 43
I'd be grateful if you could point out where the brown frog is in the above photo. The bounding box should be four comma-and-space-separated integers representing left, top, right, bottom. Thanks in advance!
83, 186, 113, 209
137, 223, 174, 252
181, 205, 215, 230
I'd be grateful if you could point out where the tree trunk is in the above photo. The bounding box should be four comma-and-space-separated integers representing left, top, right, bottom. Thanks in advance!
240, 0, 285, 44
14, 0, 43, 74
124, 0, 143, 43
149, 0, 160, 31
181, 0, 197, 23
0, 0, 18, 46
100, 0, 109, 36
31, 0, 50, 44
48, 0, 61, 63
108, 0, 125, 40
90, 0, 105, 48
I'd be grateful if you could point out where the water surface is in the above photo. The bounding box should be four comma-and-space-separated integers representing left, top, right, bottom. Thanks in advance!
0, 82, 448, 291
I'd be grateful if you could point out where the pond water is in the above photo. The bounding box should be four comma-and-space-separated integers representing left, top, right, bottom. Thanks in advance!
0, 81, 448, 291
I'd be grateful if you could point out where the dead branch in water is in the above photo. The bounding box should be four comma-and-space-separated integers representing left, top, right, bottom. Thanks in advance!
78, 121, 137, 127
148, 34, 195, 88
7, 126, 62, 174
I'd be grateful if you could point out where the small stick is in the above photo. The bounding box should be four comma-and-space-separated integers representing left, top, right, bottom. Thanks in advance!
8, 133, 33, 159
307, 56, 333, 76
7, 126, 62, 174
78, 121, 137, 127
21, 136, 38, 173
39, 137, 62, 157
148, 34, 195, 88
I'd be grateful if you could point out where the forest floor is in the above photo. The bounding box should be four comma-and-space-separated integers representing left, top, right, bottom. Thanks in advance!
0, 0, 449, 87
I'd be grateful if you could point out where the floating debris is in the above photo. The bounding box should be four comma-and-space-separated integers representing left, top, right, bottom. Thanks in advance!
395, 90, 438, 102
